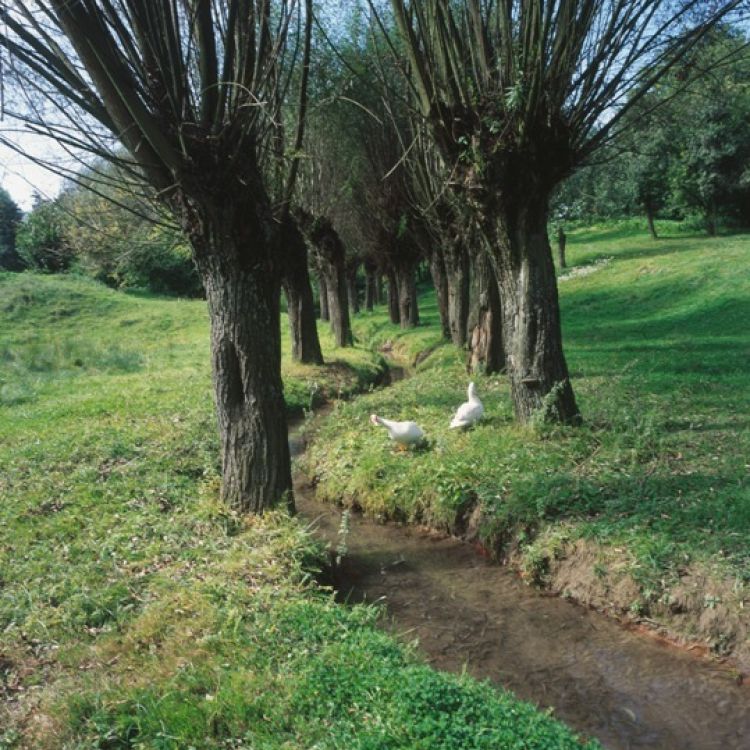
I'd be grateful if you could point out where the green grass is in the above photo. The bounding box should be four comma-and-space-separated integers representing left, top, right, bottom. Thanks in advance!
305, 224, 750, 621
0, 272, 594, 749
0, 273, 383, 414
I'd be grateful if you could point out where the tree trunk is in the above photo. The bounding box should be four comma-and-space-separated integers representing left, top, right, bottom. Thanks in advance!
282, 218, 323, 365
318, 277, 329, 320
444, 242, 470, 346
428, 247, 451, 339
364, 262, 376, 311
346, 259, 360, 314
198, 255, 293, 513
706, 203, 717, 237
556, 225, 568, 267
395, 263, 419, 328
297, 213, 352, 347
324, 258, 353, 346
387, 268, 400, 324
468, 250, 505, 375
486, 200, 580, 424
375, 273, 384, 305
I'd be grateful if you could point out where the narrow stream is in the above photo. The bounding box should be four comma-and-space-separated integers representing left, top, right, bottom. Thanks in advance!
289, 406, 749, 750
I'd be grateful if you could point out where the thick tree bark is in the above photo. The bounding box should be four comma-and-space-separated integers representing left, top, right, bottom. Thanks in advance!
332, 258, 353, 345
468, 250, 505, 375
395, 263, 419, 328
375, 273, 384, 305
346, 258, 361, 314
387, 268, 401, 324
318, 277, 329, 320
443, 242, 470, 346
176, 181, 294, 514
556, 226, 568, 267
486, 199, 580, 424
322, 258, 353, 346
645, 205, 658, 239
197, 254, 293, 513
428, 247, 451, 339
364, 259, 377, 311
282, 218, 323, 364
297, 212, 352, 347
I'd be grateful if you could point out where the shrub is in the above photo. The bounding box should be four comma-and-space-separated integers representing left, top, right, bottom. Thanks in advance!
16, 197, 75, 272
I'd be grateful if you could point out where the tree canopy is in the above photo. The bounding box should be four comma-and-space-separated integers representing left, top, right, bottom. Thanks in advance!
0, 187, 22, 270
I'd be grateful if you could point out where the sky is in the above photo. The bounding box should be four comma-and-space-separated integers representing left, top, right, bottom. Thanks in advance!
0, 129, 65, 211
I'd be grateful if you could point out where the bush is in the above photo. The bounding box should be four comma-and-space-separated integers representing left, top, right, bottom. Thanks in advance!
59, 185, 203, 297
16, 198, 75, 272
98, 234, 203, 298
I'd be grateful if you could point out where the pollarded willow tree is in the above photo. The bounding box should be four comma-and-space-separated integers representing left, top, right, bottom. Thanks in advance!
0, 1, 314, 512
381, 0, 744, 423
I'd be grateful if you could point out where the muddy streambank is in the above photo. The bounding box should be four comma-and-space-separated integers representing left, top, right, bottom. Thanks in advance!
290, 421, 750, 750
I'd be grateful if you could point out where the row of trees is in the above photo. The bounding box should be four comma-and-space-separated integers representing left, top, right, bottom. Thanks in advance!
0, 1, 745, 513
7, 25, 749, 306
2, 172, 502, 370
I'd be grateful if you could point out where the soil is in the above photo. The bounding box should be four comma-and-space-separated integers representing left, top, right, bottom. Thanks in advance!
291, 420, 750, 750
540, 538, 750, 672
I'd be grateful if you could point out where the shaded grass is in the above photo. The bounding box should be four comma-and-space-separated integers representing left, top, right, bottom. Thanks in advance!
305, 227, 750, 616
0, 273, 383, 414
0, 272, 594, 749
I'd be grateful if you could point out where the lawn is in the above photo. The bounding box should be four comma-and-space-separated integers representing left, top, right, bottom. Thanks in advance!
304, 221, 750, 663
0, 272, 595, 748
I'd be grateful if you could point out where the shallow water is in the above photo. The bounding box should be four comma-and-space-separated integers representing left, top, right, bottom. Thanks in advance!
290, 425, 750, 750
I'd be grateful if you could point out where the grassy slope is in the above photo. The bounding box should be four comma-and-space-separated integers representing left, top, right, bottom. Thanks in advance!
0, 273, 594, 749
305, 222, 750, 659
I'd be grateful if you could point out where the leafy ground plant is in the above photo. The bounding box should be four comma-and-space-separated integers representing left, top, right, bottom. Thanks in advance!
0, 272, 596, 748
304, 221, 750, 664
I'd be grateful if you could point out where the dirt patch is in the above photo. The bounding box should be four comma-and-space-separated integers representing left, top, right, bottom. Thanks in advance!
0, 649, 63, 750
447, 499, 750, 674
522, 536, 750, 673
654, 566, 749, 667
543, 539, 642, 613
294, 473, 750, 750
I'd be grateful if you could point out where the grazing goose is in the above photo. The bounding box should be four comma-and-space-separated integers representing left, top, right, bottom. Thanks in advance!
370, 414, 425, 450
450, 382, 484, 429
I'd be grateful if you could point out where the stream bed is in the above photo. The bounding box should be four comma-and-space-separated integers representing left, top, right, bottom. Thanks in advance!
290, 423, 750, 750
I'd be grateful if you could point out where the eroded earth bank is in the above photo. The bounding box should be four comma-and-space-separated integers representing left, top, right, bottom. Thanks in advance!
291, 421, 750, 750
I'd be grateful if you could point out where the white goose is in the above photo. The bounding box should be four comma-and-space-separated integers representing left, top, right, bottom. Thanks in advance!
370, 414, 425, 450
450, 382, 484, 429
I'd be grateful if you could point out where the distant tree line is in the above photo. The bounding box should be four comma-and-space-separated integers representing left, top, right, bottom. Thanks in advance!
0, 187, 22, 270
0, 183, 203, 297
553, 27, 750, 237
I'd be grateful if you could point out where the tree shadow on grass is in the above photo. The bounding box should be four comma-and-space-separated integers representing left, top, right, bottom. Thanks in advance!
566, 231, 726, 269
662, 417, 750, 433
564, 277, 750, 337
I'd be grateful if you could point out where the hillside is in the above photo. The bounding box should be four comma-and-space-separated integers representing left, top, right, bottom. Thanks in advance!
305, 222, 750, 669
0, 273, 595, 748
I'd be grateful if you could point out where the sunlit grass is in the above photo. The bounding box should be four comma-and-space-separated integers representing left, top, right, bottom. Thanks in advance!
0, 272, 594, 749
306, 224, 750, 611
